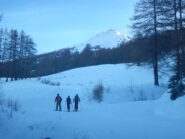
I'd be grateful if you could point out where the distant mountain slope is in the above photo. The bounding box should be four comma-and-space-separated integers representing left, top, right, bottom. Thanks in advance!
33, 29, 131, 76
39, 29, 130, 56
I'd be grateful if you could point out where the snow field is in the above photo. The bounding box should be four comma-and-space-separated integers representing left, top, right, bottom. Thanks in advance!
0, 64, 185, 139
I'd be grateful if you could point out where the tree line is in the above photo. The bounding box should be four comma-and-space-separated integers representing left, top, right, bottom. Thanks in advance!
0, 28, 36, 81
32, 28, 184, 78
30, 38, 158, 77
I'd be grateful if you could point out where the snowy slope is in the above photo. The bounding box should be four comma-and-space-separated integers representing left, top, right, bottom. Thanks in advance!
41, 64, 166, 103
1, 64, 185, 139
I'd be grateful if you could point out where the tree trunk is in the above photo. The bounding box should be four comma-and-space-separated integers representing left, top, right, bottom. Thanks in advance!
179, 0, 185, 76
153, 0, 159, 86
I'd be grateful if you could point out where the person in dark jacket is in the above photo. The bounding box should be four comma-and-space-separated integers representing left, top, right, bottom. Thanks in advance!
73, 94, 80, 111
66, 96, 72, 112
55, 94, 62, 111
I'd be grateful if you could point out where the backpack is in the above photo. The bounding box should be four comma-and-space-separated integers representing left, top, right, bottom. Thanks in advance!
56, 96, 62, 102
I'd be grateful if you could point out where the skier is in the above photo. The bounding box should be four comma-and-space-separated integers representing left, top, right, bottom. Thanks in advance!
73, 94, 80, 112
66, 96, 72, 112
55, 94, 62, 111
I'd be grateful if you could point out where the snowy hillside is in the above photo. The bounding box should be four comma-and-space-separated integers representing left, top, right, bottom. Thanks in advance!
1, 64, 185, 139
57, 29, 131, 52
41, 64, 166, 102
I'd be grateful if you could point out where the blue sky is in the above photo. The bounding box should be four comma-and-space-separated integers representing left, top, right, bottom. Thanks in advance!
0, 0, 137, 53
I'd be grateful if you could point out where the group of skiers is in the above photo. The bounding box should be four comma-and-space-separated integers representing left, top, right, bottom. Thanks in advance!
55, 94, 80, 112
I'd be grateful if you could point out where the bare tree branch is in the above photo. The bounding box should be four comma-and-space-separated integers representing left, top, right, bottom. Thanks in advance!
0, 13, 3, 21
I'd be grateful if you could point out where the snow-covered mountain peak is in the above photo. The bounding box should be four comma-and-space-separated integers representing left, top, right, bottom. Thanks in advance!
89, 29, 131, 42
71, 29, 131, 52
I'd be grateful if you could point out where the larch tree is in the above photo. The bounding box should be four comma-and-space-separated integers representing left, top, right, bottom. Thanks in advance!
131, 0, 161, 86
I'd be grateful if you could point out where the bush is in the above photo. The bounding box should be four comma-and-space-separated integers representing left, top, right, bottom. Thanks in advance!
92, 83, 104, 102
0, 85, 5, 113
0, 92, 4, 106
137, 88, 147, 101
37, 77, 41, 81
41, 79, 50, 85
41, 79, 60, 86
0, 85, 20, 119
7, 99, 21, 118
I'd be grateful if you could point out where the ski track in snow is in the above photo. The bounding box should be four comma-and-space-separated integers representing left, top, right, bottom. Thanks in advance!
0, 64, 185, 139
